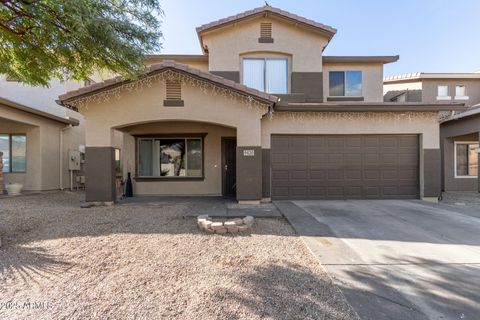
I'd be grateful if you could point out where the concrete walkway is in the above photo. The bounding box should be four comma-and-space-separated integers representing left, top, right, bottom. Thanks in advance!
275, 200, 480, 320
120, 196, 282, 218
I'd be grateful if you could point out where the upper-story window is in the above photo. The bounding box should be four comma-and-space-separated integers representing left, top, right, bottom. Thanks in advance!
455, 85, 469, 100
437, 85, 451, 100
329, 71, 362, 97
242, 58, 288, 94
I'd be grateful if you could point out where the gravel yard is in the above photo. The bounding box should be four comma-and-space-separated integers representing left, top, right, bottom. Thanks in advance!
0, 192, 357, 320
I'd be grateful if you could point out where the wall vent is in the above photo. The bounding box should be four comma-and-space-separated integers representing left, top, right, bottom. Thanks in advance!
259, 23, 273, 43
164, 80, 184, 106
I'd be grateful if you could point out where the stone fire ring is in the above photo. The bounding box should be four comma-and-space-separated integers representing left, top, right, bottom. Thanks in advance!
197, 215, 254, 234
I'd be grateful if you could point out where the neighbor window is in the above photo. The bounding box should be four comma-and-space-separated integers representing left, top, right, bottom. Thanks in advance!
437, 85, 450, 100
329, 71, 362, 97
455, 85, 468, 99
243, 58, 288, 94
137, 137, 202, 178
455, 142, 479, 177
0, 134, 26, 173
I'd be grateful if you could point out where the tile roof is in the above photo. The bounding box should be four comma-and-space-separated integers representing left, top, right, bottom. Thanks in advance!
0, 96, 79, 125
196, 5, 337, 36
58, 61, 278, 105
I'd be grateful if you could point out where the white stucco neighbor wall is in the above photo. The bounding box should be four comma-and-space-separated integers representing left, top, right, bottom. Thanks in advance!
0, 76, 84, 118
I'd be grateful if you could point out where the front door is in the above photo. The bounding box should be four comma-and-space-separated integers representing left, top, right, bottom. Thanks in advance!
222, 137, 237, 197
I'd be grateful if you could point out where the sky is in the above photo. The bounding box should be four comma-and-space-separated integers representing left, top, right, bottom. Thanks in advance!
158, 0, 480, 77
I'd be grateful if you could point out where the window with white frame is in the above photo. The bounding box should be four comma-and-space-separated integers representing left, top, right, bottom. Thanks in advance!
455, 142, 479, 177
455, 85, 468, 100
243, 58, 288, 94
0, 134, 26, 173
137, 137, 203, 178
437, 85, 450, 100
329, 71, 363, 97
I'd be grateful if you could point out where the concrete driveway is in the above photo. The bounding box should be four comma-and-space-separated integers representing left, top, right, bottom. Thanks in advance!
276, 200, 480, 320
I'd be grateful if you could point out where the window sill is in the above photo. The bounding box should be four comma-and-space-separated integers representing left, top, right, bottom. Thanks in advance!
454, 96, 469, 100
454, 175, 478, 179
327, 96, 364, 102
436, 96, 452, 100
135, 177, 205, 182
163, 100, 184, 107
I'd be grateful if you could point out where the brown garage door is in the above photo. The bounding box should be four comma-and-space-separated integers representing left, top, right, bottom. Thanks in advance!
271, 135, 419, 200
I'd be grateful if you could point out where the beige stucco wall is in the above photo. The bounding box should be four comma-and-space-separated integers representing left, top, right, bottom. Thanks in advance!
383, 81, 423, 95
0, 119, 40, 190
0, 106, 66, 191
79, 76, 266, 147
119, 121, 235, 196
201, 16, 329, 72
146, 57, 209, 71
261, 111, 440, 149
323, 62, 384, 102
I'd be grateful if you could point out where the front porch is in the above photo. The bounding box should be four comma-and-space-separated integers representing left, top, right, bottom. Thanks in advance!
118, 195, 281, 218
118, 121, 239, 198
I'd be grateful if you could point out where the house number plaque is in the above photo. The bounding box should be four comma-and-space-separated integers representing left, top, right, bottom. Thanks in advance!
243, 149, 255, 156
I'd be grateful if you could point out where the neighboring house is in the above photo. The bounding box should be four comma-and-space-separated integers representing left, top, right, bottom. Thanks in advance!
384, 72, 480, 107
57, 5, 464, 204
0, 97, 80, 191
0, 76, 87, 192
384, 73, 480, 193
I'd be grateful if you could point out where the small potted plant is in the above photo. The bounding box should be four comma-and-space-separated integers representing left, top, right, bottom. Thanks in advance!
5, 183, 23, 196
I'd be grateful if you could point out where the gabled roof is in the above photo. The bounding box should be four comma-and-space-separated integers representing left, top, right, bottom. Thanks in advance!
58, 60, 278, 107
196, 6, 336, 52
0, 97, 79, 125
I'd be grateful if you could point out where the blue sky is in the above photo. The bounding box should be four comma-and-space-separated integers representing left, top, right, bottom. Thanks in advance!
159, 0, 480, 76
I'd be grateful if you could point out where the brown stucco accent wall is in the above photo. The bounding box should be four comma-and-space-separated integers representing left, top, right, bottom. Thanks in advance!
291, 72, 323, 102
262, 148, 271, 198
236, 146, 262, 201
423, 149, 441, 197
210, 71, 240, 83
85, 147, 116, 202
442, 134, 479, 192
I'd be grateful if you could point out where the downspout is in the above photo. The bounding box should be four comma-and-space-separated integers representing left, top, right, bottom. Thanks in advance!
60, 124, 73, 190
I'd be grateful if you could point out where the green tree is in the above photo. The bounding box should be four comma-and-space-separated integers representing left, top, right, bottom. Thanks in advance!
0, 0, 162, 86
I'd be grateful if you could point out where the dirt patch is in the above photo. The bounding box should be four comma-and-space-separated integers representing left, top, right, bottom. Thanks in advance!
0, 192, 358, 320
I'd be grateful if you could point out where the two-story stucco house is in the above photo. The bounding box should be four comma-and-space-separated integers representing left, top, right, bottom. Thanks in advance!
384, 73, 480, 194
58, 6, 465, 204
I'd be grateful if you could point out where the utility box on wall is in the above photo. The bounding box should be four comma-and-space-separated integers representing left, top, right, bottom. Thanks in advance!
68, 150, 81, 171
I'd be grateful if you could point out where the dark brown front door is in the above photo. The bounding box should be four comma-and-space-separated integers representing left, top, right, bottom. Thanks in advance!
222, 137, 237, 197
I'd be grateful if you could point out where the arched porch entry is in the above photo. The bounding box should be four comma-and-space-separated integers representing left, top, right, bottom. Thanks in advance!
115, 120, 239, 198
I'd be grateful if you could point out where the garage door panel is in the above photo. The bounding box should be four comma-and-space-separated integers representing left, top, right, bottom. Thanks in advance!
271, 135, 419, 200
290, 170, 307, 180
328, 154, 344, 165
309, 170, 327, 180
